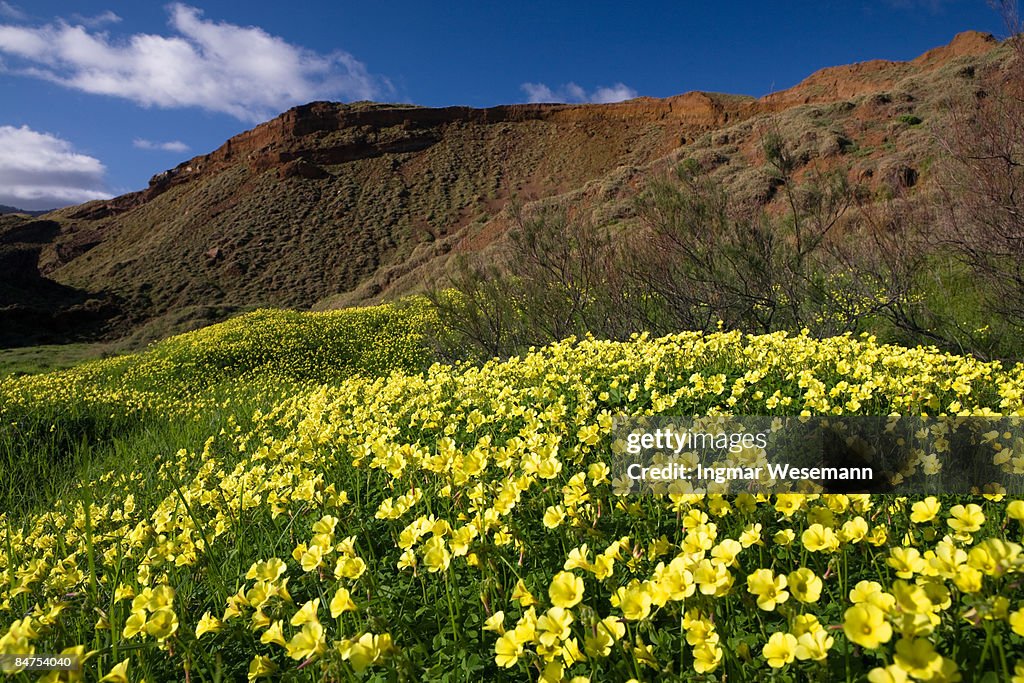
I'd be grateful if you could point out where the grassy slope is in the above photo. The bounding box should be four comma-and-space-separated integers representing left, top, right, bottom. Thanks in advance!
0, 344, 118, 377
0, 301, 434, 516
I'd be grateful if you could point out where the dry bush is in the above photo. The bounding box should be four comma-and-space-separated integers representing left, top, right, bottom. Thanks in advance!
426, 204, 638, 360
935, 4, 1024, 327
629, 143, 917, 339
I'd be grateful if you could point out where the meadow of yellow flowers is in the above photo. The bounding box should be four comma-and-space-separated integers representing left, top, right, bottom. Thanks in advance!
2, 301, 1024, 681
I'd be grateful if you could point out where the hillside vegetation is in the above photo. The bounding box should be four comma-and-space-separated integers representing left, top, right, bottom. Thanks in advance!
0, 302, 433, 515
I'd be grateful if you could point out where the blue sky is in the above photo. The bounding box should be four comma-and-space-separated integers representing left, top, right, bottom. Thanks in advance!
0, 0, 1009, 210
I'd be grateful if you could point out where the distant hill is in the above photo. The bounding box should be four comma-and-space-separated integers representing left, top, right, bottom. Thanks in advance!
0, 205, 51, 217
1, 31, 1010, 347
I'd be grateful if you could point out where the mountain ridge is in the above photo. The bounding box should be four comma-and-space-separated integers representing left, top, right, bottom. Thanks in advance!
64, 30, 999, 224
0, 205, 51, 217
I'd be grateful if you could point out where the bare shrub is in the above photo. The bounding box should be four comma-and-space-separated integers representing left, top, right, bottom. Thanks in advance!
629, 145, 916, 339
935, 6, 1024, 328
426, 204, 636, 360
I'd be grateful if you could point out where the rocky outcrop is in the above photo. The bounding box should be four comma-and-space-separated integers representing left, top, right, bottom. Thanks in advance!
912, 30, 999, 66
762, 31, 999, 109
86, 93, 761, 211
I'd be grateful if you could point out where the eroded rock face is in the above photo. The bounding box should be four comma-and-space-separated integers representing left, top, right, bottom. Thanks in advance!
39, 93, 777, 314
912, 30, 999, 66
762, 31, 998, 109
96, 94, 763, 207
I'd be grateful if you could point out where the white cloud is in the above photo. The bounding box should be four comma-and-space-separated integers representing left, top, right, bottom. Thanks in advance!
521, 81, 638, 104
133, 137, 189, 153
0, 125, 111, 210
0, 2, 25, 21
521, 82, 555, 102
590, 84, 640, 104
69, 11, 122, 28
0, 4, 389, 122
